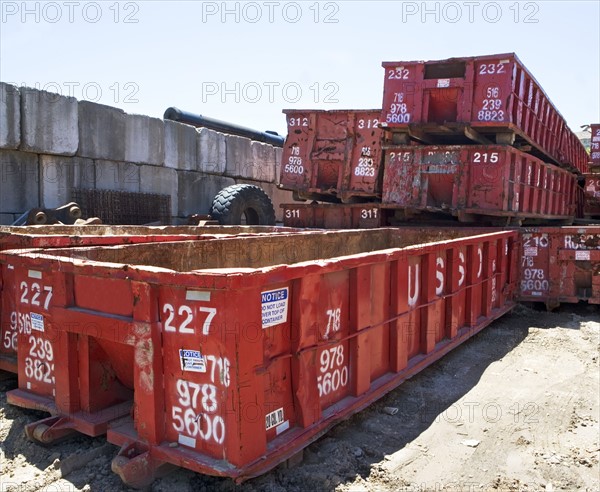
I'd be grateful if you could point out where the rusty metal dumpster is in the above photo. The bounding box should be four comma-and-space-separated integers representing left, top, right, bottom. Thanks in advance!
0, 228, 518, 485
282, 203, 384, 229
590, 124, 600, 171
280, 109, 385, 202
381, 145, 577, 223
0, 225, 296, 374
518, 227, 600, 307
381, 53, 588, 174
583, 175, 600, 218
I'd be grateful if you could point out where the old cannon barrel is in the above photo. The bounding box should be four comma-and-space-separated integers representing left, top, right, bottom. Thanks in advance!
163, 107, 285, 147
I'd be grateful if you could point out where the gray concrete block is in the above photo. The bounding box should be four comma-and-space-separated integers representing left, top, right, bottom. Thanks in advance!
275, 147, 283, 185
197, 128, 226, 175
20, 87, 78, 155
40, 155, 95, 208
0, 214, 17, 225
177, 172, 235, 217
125, 114, 164, 165
225, 135, 253, 179
139, 165, 178, 216
164, 120, 197, 170
249, 140, 277, 183
0, 149, 39, 213
0, 83, 20, 149
95, 160, 140, 192
78, 101, 126, 161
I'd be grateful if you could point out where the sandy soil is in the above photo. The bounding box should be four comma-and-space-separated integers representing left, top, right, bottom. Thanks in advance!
1, 303, 598, 492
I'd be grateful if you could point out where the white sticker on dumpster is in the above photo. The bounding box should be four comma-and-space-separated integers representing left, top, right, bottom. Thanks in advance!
261, 288, 289, 329
30, 313, 44, 332
179, 349, 206, 373
524, 247, 538, 257
265, 407, 285, 430
575, 250, 591, 260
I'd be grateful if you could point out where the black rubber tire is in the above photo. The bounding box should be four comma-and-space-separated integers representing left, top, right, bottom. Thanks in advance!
210, 184, 276, 225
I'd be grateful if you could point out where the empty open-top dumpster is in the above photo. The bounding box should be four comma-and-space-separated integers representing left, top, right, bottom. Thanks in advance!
0, 227, 518, 486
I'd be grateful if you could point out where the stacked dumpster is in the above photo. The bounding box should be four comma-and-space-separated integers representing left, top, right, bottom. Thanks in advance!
281, 53, 588, 227
280, 53, 598, 308
583, 123, 600, 218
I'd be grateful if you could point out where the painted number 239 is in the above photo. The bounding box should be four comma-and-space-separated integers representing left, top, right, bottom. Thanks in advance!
163, 304, 217, 335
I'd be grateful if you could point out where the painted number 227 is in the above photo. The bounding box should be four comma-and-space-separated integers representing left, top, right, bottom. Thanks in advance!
163, 304, 217, 335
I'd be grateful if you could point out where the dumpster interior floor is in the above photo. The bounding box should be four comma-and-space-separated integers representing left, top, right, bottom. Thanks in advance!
0, 303, 598, 492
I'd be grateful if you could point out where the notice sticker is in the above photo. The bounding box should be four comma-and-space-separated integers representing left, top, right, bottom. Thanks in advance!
31, 313, 44, 332
524, 247, 538, 257
261, 288, 289, 329
437, 78, 450, 88
265, 407, 285, 430
179, 349, 206, 373
575, 250, 591, 261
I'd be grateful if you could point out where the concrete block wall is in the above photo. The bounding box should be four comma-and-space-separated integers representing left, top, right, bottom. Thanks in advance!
0, 82, 293, 224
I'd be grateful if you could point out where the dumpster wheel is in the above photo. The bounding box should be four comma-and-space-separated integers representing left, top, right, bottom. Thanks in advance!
211, 184, 276, 225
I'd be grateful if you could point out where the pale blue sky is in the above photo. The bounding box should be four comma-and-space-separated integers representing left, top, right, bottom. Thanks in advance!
1, 1, 599, 135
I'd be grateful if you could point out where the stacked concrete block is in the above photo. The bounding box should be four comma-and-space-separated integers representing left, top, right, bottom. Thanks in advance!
0, 149, 39, 213
177, 172, 235, 217
164, 120, 197, 171
225, 135, 254, 179
20, 87, 78, 155
249, 141, 277, 183
275, 146, 283, 185
0, 83, 20, 149
140, 165, 178, 216
197, 128, 226, 175
125, 114, 164, 165
0, 85, 289, 223
78, 101, 126, 161
95, 160, 140, 193
40, 155, 95, 208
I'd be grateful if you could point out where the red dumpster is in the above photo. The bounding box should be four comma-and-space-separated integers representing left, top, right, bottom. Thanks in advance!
381, 53, 588, 174
0, 228, 518, 485
518, 227, 600, 308
381, 145, 577, 224
0, 225, 296, 374
591, 124, 600, 170
583, 174, 600, 218
280, 109, 385, 201
282, 203, 384, 229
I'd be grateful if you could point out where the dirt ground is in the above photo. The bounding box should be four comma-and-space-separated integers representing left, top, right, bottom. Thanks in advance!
1, 303, 598, 492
